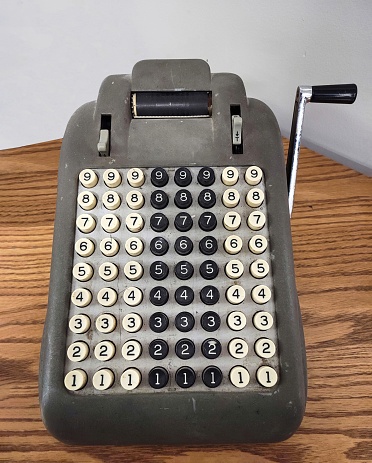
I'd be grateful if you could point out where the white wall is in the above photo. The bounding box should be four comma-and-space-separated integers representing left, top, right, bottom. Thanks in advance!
1, 0, 371, 174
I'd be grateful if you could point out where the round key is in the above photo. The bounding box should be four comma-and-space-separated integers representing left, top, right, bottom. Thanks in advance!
121, 368, 141, 390
125, 213, 144, 232
201, 311, 220, 332
174, 189, 192, 209
176, 367, 196, 389
103, 168, 121, 188
175, 167, 192, 187
150, 261, 169, 280
174, 212, 193, 232
100, 237, 119, 257
230, 366, 250, 388
122, 313, 143, 333
148, 367, 169, 389
149, 237, 168, 256
92, 369, 115, 390
223, 211, 241, 231
175, 312, 195, 332
99, 262, 119, 281
226, 285, 245, 304
225, 259, 244, 279
247, 211, 266, 231
122, 340, 142, 360
96, 313, 117, 333
198, 189, 216, 209
221, 167, 238, 186
150, 286, 169, 306
101, 214, 120, 233
175, 286, 194, 306
76, 214, 96, 233
64, 369, 87, 391
175, 261, 194, 280
253, 311, 274, 331
224, 235, 242, 255
78, 191, 97, 211
149, 339, 169, 360
125, 237, 144, 257
79, 169, 98, 188
256, 366, 278, 388
202, 366, 222, 388
245, 166, 263, 186
69, 314, 91, 334
67, 342, 89, 362
228, 338, 249, 358
123, 287, 143, 306
149, 312, 168, 333
222, 188, 240, 208
175, 338, 195, 359
127, 168, 145, 187
71, 288, 92, 307
124, 261, 144, 281
97, 287, 118, 307
200, 285, 220, 305
199, 236, 217, 255
246, 188, 264, 208
75, 238, 95, 257
73, 263, 93, 282
198, 212, 217, 231
150, 213, 169, 232
251, 285, 271, 304
151, 167, 168, 187
197, 167, 215, 186
126, 190, 144, 210
174, 236, 193, 256
249, 235, 268, 254
227, 311, 247, 331
202, 338, 222, 359
255, 338, 276, 358
250, 259, 269, 279
199, 260, 219, 280
94, 341, 115, 361
150, 190, 168, 209
102, 191, 121, 210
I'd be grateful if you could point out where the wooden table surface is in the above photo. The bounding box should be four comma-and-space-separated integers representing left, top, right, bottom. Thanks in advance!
0, 139, 371, 462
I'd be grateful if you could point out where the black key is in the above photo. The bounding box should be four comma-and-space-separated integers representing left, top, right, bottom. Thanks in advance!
175, 338, 195, 359
151, 167, 169, 187
148, 367, 169, 389
202, 366, 222, 388
198, 189, 216, 209
174, 312, 195, 332
201, 338, 222, 359
175, 236, 193, 256
197, 167, 215, 186
175, 261, 194, 280
151, 190, 169, 209
150, 237, 169, 256
174, 189, 192, 209
201, 311, 221, 332
174, 212, 193, 232
199, 236, 218, 255
150, 261, 169, 280
200, 285, 220, 305
175, 167, 192, 187
149, 312, 169, 333
199, 260, 219, 280
149, 339, 169, 360
150, 213, 169, 232
198, 212, 217, 232
150, 286, 169, 306
175, 286, 194, 306
175, 366, 196, 388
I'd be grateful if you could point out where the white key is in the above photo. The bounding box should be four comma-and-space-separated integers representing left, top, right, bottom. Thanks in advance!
122, 340, 142, 360
249, 235, 268, 254
228, 338, 249, 359
100, 237, 120, 257
246, 188, 264, 208
101, 214, 120, 233
225, 259, 244, 279
73, 263, 93, 282
99, 262, 119, 281
250, 259, 269, 279
222, 189, 240, 207
230, 366, 250, 388
97, 287, 118, 307
67, 341, 89, 362
125, 237, 144, 256
247, 211, 266, 230
122, 313, 143, 333
251, 285, 272, 304
256, 366, 278, 387
77, 191, 97, 211
124, 261, 144, 281
103, 169, 121, 188
223, 211, 241, 231
226, 285, 245, 304
92, 369, 115, 390
64, 369, 87, 391
79, 169, 98, 188
245, 166, 263, 186
125, 213, 144, 232
69, 314, 91, 334
224, 235, 243, 255
94, 341, 116, 361
76, 214, 96, 233
123, 286, 143, 306
255, 338, 276, 359
253, 311, 274, 331
227, 311, 247, 331
126, 190, 144, 210
96, 313, 117, 333
121, 368, 141, 390
221, 166, 239, 186
102, 191, 121, 210
71, 288, 92, 307
75, 238, 95, 257
127, 168, 145, 187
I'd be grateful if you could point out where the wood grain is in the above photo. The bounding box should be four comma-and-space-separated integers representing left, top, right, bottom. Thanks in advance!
0, 139, 371, 462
